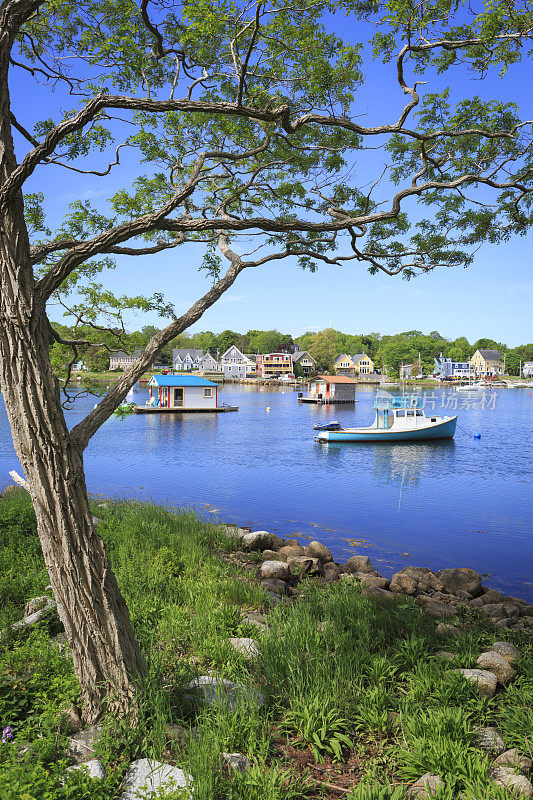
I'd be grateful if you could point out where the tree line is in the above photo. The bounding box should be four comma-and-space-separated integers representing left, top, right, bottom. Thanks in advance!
52, 322, 533, 377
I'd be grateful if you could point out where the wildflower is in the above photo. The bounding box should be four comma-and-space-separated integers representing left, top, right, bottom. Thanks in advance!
2, 725, 14, 743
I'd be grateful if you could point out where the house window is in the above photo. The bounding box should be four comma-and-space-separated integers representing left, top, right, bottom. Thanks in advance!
203, 388, 213, 398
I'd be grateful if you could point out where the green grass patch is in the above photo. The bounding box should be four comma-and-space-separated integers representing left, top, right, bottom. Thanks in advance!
0, 490, 531, 799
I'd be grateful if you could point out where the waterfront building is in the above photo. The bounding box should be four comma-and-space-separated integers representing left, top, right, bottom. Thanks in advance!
292, 350, 317, 377
147, 375, 218, 409
220, 345, 256, 378
523, 362, 533, 378
469, 349, 503, 377
172, 348, 204, 371
333, 352, 374, 376
256, 352, 294, 378
303, 375, 357, 403
434, 355, 475, 379
109, 348, 142, 370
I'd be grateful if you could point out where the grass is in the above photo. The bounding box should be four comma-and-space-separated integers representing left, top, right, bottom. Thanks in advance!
0, 489, 531, 799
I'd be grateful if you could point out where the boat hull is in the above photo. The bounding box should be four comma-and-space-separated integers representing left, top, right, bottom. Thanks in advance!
318, 416, 457, 442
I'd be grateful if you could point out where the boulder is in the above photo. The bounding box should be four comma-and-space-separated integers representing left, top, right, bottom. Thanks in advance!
353, 573, 390, 590
222, 752, 251, 773
453, 669, 497, 698
241, 531, 284, 551
482, 603, 519, 620
242, 612, 268, 632
259, 561, 290, 581
305, 541, 333, 563
480, 588, 505, 604
389, 574, 417, 595
57, 704, 83, 734
66, 759, 105, 781
323, 562, 341, 582
475, 726, 505, 755
492, 767, 533, 798
287, 556, 323, 577
495, 618, 516, 629
346, 555, 376, 575
434, 651, 458, 662
261, 550, 279, 561
407, 773, 444, 798
395, 567, 444, 593
119, 759, 193, 800
494, 749, 532, 774
422, 602, 456, 619
519, 605, 533, 618
436, 622, 461, 636
436, 568, 482, 597
261, 578, 288, 595
229, 638, 259, 659
362, 587, 396, 601
476, 651, 516, 685
67, 725, 103, 764
490, 641, 520, 664
24, 596, 53, 618
278, 544, 306, 560
164, 724, 187, 742
187, 676, 263, 709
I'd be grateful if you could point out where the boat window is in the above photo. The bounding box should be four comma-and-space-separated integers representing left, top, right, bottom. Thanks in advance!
416, 410, 424, 416
407, 410, 415, 416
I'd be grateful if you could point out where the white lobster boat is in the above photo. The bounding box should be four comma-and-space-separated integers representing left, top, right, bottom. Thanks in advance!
317, 395, 457, 442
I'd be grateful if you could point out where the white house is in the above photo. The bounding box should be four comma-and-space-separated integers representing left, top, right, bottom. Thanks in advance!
172, 348, 204, 371
220, 346, 256, 378
197, 352, 219, 372
523, 362, 533, 378
109, 349, 142, 370
147, 375, 218, 409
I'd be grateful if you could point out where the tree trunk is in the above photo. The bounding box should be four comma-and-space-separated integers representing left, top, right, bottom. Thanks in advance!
0, 20, 145, 724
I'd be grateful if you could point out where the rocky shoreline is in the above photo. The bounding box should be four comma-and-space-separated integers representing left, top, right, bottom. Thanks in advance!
219, 526, 533, 633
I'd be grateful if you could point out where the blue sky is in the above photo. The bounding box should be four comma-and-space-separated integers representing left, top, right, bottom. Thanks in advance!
13, 7, 533, 347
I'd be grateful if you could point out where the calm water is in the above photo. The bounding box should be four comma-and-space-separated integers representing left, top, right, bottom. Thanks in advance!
1, 384, 532, 600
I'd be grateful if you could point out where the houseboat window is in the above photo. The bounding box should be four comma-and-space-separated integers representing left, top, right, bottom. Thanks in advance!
416, 409, 424, 416
407, 410, 415, 416
203, 388, 213, 398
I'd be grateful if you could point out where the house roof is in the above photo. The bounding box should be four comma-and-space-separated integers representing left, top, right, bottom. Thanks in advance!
476, 349, 502, 360
292, 350, 315, 362
110, 349, 142, 359
352, 353, 371, 363
172, 348, 203, 360
333, 353, 352, 364
308, 375, 357, 384
149, 375, 216, 387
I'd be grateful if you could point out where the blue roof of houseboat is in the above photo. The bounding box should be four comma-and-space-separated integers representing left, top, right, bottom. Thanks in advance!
149, 375, 217, 387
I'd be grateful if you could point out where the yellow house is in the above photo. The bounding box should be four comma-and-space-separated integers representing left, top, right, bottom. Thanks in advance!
469, 349, 503, 377
334, 352, 374, 376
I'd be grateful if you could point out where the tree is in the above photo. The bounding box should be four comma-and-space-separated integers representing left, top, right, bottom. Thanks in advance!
2, 0, 533, 722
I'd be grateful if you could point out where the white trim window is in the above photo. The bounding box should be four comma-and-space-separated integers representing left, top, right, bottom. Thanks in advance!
203, 387, 213, 398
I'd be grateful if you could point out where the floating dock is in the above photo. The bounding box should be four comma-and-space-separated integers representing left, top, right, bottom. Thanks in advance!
133, 405, 238, 414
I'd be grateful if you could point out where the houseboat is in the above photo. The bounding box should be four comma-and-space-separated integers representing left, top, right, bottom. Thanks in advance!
134, 375, 238, 413
299, 375, 357, 404
316, 395, 457, 442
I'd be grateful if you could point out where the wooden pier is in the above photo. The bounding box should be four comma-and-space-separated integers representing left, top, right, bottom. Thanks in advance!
133, 404, 238, 414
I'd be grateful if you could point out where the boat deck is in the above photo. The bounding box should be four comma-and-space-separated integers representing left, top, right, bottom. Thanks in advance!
299, 398, 354, 404
133, 405, 238, 414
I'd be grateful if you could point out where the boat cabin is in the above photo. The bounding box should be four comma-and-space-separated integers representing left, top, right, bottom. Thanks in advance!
147, 375, 218, 409
374, 394, 436, 430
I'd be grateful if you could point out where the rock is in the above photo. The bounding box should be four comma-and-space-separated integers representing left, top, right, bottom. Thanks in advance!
490, 641, 520, 664
476, 651, 517, 685
483, 603, 519, 620
346, 555, 376, 575
241, 531, 284, 552
278, 544, 306, 560
67, 725, 103, 764
495, 618, 515, 629
436, 622, 461, 635
389, 574, 418, 595
362, 587, 395, 601
261, 549, 279, 561
492, 767, 533, 797
120, 759, 193, 800
395, 567, 444, 593
323, 562, 341, 582
229, 637, 259, 659
454, 669, 497, 697
11, 601, 58, 633
519, 605, 533, 618
66, 759, 105, 780
435, 651, 458, 662
436, 568, 482, 597
475, 727, 505, 755
91, 516, 100, 528
305, 541, 333, 563
222, 752, 251, 773
242, 612, 268, 632
407, 773, 444, 798
494, 749, 532, 774
165, 723, 187, 742
187, 676, 263, 709
57, 704, 83, 734
260, 560, 290, 581
261, 578, 288, 595
352, 573, 390, 590
422, 602, 457, 619
480, 589, 505, 604
287, 556, 324, 577
24, 596, 53, 618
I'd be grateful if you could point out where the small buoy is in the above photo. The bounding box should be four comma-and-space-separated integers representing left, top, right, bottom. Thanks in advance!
474, 433, 482, 439
266, 406, 271, 412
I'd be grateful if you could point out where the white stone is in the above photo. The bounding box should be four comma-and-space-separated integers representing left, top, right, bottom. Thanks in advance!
453, 669, 497, 697
493, 767, 533, 798
67, 759, 105, 780
120, 759, 193, 800
259, 560, 290, 581
222, 752, 251, 773
490, 641, 521, 664
67, 725, 103, 764
229, 637, 259, 659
